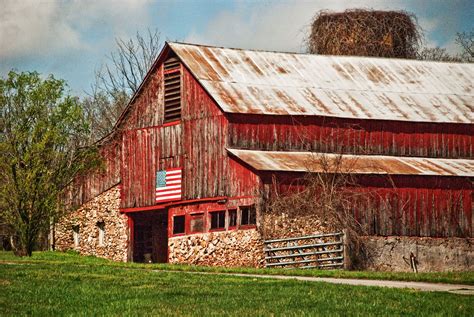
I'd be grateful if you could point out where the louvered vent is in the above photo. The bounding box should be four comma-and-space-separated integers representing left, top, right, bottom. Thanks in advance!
164, 57, 181, 123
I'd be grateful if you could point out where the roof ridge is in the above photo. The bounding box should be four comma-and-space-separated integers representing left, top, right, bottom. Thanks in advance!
167, 41, 474, 66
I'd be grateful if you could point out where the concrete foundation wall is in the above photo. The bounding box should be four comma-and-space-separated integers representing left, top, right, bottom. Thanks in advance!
168, 229, 265, 267
361, 236, 473, 272
55, 186, 129, 262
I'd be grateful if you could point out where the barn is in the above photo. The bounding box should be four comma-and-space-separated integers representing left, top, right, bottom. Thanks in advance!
55, 42, 473, 271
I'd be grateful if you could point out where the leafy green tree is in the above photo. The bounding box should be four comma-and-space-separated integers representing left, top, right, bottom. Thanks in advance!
0, 71, 100, 256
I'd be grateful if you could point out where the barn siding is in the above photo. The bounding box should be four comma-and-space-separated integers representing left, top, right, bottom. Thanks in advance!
66, 137, 121, 207
263, 173, 472, 238
228, 114, 473, 159
119, 64, 260, 209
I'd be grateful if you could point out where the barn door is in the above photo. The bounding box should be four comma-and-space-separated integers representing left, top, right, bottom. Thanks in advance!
152, 211, 168, 263
132, 211, 168, 263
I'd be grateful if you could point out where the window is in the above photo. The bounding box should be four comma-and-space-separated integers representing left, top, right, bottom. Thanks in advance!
97, 221, 105, 247
189, 213, 204, 233
72, 225, 80, 247
173, 215, 185, 235
210, 210, 226, 230
228, 209, 237, 228
163, 56, 181, 123
240, 205, 256, 226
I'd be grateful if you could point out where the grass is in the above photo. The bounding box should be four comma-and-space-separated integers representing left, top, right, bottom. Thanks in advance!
1, 251, 473, 285
1, 251, 473, 316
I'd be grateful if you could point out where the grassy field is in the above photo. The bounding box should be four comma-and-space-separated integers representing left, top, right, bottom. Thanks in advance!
1, 251, 473, 285
1, 252, 473, 316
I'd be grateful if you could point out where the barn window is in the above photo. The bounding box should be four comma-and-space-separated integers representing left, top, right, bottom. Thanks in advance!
228, 209, 237, 228
240, 205, 256, 226
173, 215, 185, 235
72, 225, 80, 247
210, 210, 226, 230
97, 221, 105, 247
163, 56, 181, 123
190, 213, 204, 233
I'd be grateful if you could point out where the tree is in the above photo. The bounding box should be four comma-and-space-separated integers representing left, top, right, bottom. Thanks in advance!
417, 29, 473, 63
417, 47, 462, 62
456, 30, 473, 62
0, 71, 100, 256
84, 29, 162, 140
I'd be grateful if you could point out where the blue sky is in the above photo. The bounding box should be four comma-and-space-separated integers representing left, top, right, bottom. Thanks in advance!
1, 0, 473, 96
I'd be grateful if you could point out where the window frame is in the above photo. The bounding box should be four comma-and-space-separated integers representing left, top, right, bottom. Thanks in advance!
172, 215, 186, 236
189, 212, 205, 234
97, 221, 105, 247
239, 205, 257, 228
209, 209, 226, 232
228, 208, 238, 229
72, 224, 80, 247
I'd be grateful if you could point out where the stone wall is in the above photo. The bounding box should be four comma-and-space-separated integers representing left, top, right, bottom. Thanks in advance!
55, 186, 129, 262
168, 229, 265, 267
361, 236, 474, 272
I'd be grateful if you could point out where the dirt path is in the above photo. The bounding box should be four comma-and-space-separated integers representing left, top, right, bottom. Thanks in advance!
157, 270, 474, 295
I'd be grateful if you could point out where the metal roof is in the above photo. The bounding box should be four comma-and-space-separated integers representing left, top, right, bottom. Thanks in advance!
227, 149, 474, 177
170, 42, 473, 124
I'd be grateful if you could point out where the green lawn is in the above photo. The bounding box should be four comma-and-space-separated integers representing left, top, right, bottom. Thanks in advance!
1, 251, 473, 285
0, 252, 473, 316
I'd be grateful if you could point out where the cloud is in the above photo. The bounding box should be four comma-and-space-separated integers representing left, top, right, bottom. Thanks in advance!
0, 0, 152, 59
185, 0, 410, 53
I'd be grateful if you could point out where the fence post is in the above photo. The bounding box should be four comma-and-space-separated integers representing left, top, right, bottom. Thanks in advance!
343, 229, 351, 270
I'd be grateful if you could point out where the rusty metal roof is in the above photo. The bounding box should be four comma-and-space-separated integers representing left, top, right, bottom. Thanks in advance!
170, 42, 473, 124
227, 149, 474, 177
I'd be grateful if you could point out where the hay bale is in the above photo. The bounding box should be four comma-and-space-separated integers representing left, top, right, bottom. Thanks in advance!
307, 9, 421, 59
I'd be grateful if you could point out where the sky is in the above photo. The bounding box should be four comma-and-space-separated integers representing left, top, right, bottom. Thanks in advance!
1, 0, 473, 96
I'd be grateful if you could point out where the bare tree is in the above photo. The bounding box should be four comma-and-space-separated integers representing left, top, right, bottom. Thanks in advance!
84, 29, 162, 140
96, 29, 162, 96
262, 152, 365, 239
417, 47, 462, 62
417, 29, 473, 63
456, 30, 473, 62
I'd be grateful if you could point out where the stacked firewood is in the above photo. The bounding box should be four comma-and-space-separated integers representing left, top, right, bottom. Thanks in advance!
168, 229, 265, 268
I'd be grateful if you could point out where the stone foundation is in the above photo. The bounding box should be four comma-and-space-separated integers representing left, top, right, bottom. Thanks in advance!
361, 236, 474, 272
55, 186, 128, 262
168, 229, 265, 267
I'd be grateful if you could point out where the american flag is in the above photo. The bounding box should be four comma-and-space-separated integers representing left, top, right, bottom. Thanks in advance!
155, 168, 182, 203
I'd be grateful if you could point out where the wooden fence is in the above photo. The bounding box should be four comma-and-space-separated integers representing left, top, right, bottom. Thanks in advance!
264, 232, 345, 269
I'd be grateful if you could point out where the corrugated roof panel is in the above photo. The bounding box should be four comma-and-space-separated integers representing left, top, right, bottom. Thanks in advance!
170, 42, 474, 124
227, 149, 474, 177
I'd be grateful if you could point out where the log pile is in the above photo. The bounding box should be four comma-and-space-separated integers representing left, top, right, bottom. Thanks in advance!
168, 229, 265, 267
55, 186, 128, 262
262, 212, 329, 240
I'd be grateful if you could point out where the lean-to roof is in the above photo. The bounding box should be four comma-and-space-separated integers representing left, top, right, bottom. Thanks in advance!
228, 149, 474, 177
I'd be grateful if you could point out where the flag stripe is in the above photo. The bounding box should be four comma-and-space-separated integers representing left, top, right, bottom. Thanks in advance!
156, 189, 181, 195
156, 194, 182, 202
166, 170, 182, 175
156, 168, 182, 203
156, 185, 181, 191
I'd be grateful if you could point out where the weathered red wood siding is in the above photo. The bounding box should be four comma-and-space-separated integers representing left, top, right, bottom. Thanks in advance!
263, 173, 472, 238
66, 137, 121, 207
228, 114, 473, 159
119, 63, 260, 209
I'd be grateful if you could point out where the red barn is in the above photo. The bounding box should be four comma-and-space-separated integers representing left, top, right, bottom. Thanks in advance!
55, 42, 473, 271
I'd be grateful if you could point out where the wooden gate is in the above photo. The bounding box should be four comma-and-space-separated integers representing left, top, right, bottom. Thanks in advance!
264, 232, 345, 269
